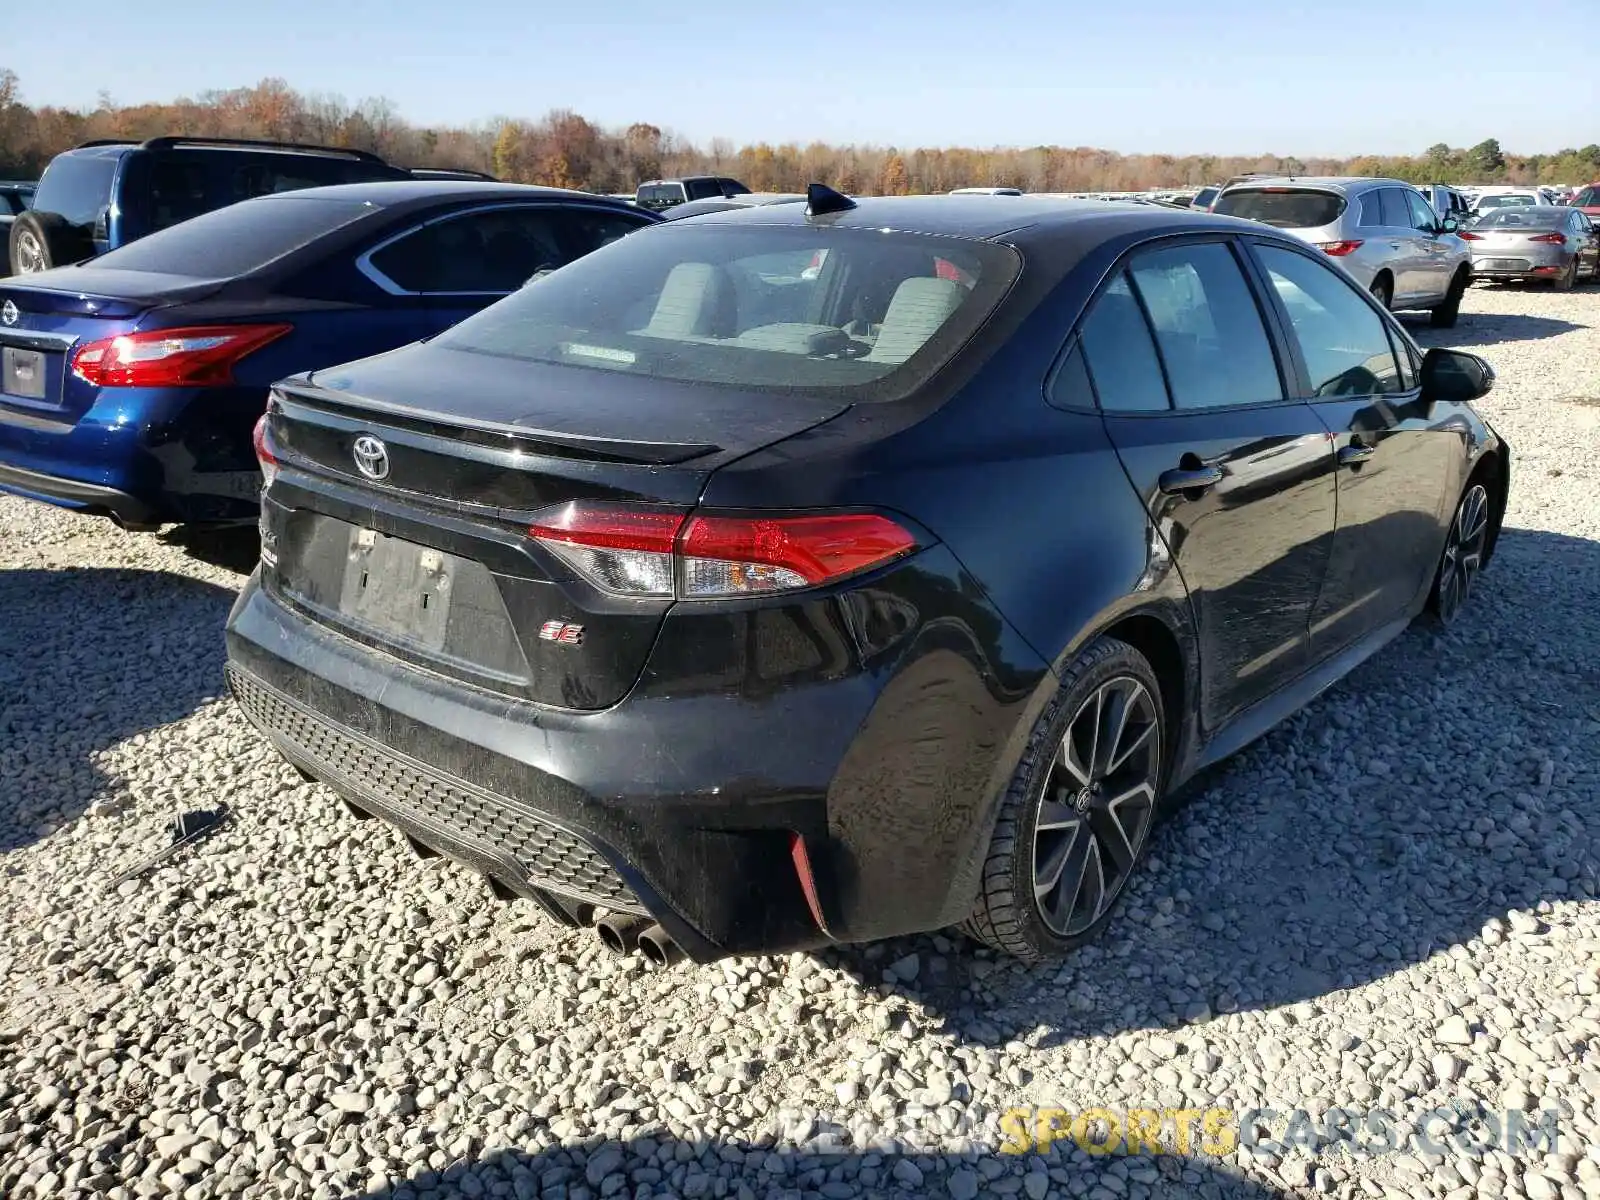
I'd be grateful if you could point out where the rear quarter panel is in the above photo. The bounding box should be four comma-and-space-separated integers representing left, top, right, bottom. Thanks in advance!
700, 246, 1201, 930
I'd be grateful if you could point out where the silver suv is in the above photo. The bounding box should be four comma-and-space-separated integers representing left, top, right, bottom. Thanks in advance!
1213, 177, 1472, 327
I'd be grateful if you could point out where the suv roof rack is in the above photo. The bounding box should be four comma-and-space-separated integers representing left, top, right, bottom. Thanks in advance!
140, 136, 390, 163
408, 167, 499, 181
70, 136, 391, 163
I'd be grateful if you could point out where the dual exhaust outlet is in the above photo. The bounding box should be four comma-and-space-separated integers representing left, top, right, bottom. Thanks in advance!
595, 913, 684, 968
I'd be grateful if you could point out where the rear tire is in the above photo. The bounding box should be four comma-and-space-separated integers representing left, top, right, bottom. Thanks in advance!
1429, 268, 1469, 328
1369, 275, 1393, 310
7, 211, 91, 275
1552, 257, 1577, 291
962, 638, 1167, 963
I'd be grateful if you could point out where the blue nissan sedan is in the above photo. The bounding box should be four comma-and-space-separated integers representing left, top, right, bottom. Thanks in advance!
0, 181, 657, 528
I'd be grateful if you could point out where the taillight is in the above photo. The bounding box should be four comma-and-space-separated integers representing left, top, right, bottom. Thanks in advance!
1316, 240, 1363, 257
70, 323, 292, 387
528, 503, 918, 599
252, 412, 278, 488
1458, 232, 1483, 240
1528, 233, 1566, 244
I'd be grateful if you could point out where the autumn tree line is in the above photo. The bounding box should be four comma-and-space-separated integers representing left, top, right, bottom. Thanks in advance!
3, 71, 1597, 195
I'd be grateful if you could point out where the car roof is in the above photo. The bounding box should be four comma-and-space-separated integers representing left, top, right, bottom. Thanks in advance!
1219, 176, 1415, 193
247, 180, 646, 212
663, 193, 1259, 244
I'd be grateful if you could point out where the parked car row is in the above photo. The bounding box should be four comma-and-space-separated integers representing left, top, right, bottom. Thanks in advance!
2, 158, 1514, 966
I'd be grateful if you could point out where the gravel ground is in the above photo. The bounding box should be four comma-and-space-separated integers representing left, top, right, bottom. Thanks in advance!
2, 282, 1598, 1200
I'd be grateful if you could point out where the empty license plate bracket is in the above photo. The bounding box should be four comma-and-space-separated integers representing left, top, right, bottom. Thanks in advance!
338, 528, 453, 650
2, 346, 47, 401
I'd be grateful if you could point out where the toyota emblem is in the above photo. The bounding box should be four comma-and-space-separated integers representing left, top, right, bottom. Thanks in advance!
1, 300, 17, 327
352, 434, 390, 481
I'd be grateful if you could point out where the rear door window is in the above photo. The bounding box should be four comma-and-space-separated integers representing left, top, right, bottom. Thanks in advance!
89, 195, 375, 276
1212, 188, 1346, 229
32, 155, 118, 230
561, 208, 656, 255
137, 151, 405, 233
1378, 189, 1411, 228
1127, 242, 1283, 410
1256, 245, 1404, 398
1077, 273, 1170, 412
366, 206, 638, 294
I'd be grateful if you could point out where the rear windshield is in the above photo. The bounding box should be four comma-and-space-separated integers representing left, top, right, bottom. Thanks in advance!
1212, 188, 1347, 228
1474, 194, 1538, 210
33, 155, 119, 228
88, 196, 375, 277
1575, 187, 1600, 207
1474, 208, 1566, 229
1191, 187, 1218, 208
434, 224, 1021, 401
636, 184, 685, 207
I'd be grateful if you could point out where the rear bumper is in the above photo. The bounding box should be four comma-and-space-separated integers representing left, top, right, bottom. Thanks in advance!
1468, 249, 1568, 279
0, 385, 266, 525
0, 459, 163, 527
225, 553, 1048, 960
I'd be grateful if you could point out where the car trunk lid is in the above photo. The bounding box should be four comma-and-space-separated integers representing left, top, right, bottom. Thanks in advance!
262, 340, 850, 709
0, 269, 227, 420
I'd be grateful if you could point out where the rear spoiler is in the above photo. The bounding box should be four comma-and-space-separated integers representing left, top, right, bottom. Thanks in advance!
275, 381, 722, 466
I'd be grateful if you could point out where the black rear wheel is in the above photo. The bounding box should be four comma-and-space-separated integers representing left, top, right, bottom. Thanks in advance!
963, 638, 1166, 962
1370, 275, 1393, 310
1552, 257, 1578, 291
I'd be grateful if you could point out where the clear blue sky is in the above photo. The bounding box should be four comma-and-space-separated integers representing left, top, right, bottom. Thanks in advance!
6, 0, 1597, 155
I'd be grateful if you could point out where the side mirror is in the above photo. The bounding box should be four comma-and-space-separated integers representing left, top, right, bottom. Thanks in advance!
1420, 348, 1494, 404
1439, 217, 1458, 233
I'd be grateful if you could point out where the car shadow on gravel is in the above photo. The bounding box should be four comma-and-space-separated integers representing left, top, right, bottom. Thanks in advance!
158, 524, 262, 575
0, 567, 237, 853
820, 525, 1600, 1051
348, 1140, 1291, 1200
1399, 310, 1585, 348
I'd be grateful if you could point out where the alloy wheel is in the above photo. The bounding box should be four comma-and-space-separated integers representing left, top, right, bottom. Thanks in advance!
1437, 483, 1489, 625
14, 231, 46, 274
1031, 675, 1161, 938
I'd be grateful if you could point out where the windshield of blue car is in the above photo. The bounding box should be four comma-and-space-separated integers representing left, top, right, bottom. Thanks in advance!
87, 195, 376, 277
1473, 209, 1565, 229
434, 224, 1021, 401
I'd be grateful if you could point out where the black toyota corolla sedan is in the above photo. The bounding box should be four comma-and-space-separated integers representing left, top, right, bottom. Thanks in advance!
226, 187, 1509, 965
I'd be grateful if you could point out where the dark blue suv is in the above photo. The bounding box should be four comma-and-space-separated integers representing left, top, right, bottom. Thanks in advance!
6, 137, 412, 276
0, 181, 658, 528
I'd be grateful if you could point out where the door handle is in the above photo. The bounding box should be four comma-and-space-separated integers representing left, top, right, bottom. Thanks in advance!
1338, 444, 1376, 466
1157, 464, 1225, 495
